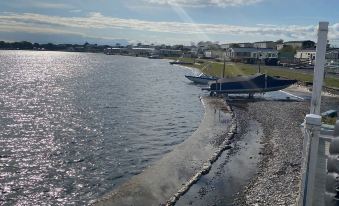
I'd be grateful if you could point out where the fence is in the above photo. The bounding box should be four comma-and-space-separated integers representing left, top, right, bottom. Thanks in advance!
299, 118, 339, 206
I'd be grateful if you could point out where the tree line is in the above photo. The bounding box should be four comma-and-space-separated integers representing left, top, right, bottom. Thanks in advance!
0, 41, 110, 51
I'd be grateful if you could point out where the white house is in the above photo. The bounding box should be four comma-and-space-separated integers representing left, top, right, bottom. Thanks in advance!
295, 49, 316, 64
276, 43, 284, 50
204, 51, 212, 58
295, 48, 339, 65
132, 48, 155, 56
226, 48, 278, 62
220, 43, 232, 49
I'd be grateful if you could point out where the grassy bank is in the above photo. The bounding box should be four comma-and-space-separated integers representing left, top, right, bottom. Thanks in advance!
322, 116, 338, 125
172, 57, 339, 88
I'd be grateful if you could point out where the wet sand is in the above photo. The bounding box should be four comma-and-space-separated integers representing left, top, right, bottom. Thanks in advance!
93, 97, 234, 206
176, 102, 263, 206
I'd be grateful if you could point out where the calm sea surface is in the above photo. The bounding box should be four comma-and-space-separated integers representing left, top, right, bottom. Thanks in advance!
0, 51, 204, 205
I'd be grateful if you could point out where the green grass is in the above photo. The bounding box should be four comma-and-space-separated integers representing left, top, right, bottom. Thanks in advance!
322, 117, 337, 125
172, 57, 339, 88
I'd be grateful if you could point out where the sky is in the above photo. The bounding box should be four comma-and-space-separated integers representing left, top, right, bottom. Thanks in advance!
0, 0, 338, 46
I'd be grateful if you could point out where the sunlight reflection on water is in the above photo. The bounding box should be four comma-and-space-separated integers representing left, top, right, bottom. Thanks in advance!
0, 51, 204, 205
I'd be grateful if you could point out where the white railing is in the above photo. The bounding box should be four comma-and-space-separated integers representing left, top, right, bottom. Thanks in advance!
298, 22, 331, 206
299, 119, 338, 206
325, 121, 339, 205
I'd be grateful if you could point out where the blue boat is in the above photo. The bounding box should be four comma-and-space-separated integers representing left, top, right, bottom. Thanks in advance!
205, 74, 297, 95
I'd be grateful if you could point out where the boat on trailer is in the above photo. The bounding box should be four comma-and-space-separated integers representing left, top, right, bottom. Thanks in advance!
203, 74, 297, 96
185, 73, 218, 84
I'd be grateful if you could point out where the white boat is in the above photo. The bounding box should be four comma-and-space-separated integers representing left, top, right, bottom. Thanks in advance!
185, 73, 218, 84
184, 62, 218, 84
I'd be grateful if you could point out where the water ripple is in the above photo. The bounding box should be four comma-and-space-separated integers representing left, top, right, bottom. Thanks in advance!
0, 51, 203, 205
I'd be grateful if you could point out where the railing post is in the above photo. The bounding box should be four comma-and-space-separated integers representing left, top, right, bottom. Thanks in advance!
300, 114, 322, 206
310, 22, 329, 115
325, 120, 339, 206
299, 22, 329, 206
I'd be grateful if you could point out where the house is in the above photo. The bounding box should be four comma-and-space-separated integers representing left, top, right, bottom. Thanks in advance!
220, 43, 232, 49
284, 40, 315, 49
158, 49, 182, 57
294, 48, 339, 65
132, 48, 155, 56
105, 48, 120, 55
202, 50, 225, 59
326, 48, 339, 60
295, 48, 316, 64
226, 47, 278, 63
204, 51, 212, 58
197, 41, 220, 51
190, 47, 198, 55
276, 43, 284, 50
239, 43, 254, 48
253, 41, 276, 49
105, 47, 130, 55
221, 42, 253, 49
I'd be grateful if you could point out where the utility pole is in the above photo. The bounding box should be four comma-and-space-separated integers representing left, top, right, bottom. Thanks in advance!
257, 50, 261, 73
223, 55, 226, 78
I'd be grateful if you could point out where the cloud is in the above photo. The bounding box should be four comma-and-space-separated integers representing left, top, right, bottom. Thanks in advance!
19, 0, 72, 9
69, 9, 82, 13
0, 12, 338, 43
144, 0, 263, 7
30, 2, 70, 9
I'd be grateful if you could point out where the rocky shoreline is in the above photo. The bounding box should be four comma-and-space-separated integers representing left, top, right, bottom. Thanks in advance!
233, 100, 309, 205
175, 98, 310, 206
94, 87, 336, 206
175, 97, 264, 206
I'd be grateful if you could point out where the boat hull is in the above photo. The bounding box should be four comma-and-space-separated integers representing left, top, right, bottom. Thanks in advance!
185, 75, 218, 84
207, 74, 297, 94
170, 61, 193, 65
209, 84, 295, 94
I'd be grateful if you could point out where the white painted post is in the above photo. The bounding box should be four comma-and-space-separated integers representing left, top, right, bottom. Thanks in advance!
299, 23, 329, 205
310, 22, 329, 115
302, 114, 322, 206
